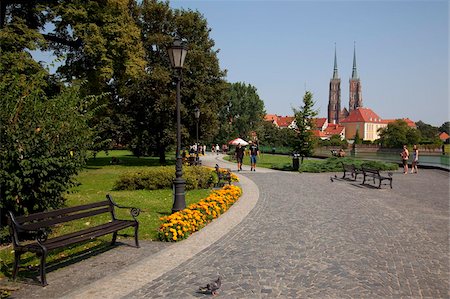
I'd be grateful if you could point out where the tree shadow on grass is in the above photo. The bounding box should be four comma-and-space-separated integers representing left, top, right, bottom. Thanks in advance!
86, 155, 176, 169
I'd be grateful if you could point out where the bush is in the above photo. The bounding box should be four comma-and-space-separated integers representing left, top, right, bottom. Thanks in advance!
299, 157, 398, 173
113, 166, 218, 191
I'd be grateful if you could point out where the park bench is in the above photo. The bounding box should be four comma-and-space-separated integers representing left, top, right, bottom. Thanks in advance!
361, 166, 393, 189
7, 194, 140, 286
341, 162, 363, 181
214, 164, 232, 187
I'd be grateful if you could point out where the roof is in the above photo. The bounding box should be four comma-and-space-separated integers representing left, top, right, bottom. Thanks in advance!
311, 130, 327, 138
439, 132, 450, 141
312, 118, 327, 129
384, 118, 417, 128
324, 124, 345, 136
264, 114, 278, 122
277, 116, 295, 128
340, 107, 383, 123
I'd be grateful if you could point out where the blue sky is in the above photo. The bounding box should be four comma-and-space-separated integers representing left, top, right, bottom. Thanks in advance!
32, 0, 448, 126
170, 0, 449, 126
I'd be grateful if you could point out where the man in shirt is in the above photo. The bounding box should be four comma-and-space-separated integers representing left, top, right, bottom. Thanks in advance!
249, 141, 260, 171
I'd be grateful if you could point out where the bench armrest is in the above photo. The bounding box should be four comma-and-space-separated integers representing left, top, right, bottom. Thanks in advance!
106, 194, 140, 220
7, 212, 49, 246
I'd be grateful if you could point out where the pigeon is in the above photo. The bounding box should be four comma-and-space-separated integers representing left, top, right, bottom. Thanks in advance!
330, 176, 334, 182
199, 276, 221, 296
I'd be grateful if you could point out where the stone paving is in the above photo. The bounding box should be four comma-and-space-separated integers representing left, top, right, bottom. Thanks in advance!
125, 167, 449, 298
8, 154, 450, 298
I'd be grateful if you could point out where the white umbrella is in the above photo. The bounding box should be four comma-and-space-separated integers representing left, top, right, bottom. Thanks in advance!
228, 138, 249, 146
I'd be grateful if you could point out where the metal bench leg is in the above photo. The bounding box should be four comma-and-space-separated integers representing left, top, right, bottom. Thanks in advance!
12, 251, 21, 280
111, 231, 118, 246
134, 224, 140, 248
39, 249, 48, 286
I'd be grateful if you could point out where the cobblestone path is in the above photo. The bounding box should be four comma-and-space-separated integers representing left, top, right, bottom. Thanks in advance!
128, 170, 449, 298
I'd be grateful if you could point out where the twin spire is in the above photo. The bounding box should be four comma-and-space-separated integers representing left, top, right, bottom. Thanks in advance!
332, 42, 358, 79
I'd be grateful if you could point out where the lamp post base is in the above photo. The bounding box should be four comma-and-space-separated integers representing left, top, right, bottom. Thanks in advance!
172, 177, 186, 213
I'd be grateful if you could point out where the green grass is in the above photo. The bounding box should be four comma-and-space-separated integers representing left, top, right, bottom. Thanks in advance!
0, 150, 210, 279
225, 153, 292, 169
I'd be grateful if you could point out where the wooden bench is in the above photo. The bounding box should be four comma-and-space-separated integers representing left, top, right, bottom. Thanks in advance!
214, 164, 231, 187
341, 163, 363, 181
7, 194, 140, 286
361, 166, 393, 189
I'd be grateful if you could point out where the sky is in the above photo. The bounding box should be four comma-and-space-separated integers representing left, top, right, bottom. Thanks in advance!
31, 0, 449, 126
168, 0, 449, 126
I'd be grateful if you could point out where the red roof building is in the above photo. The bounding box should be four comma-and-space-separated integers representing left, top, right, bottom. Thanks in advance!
384, 118, 417, 129
439, 132, 450, 141
340, 107, 387, 141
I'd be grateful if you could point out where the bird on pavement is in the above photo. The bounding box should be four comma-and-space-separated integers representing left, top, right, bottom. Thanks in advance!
330, 176, 334, 182
198, 276, 221, 296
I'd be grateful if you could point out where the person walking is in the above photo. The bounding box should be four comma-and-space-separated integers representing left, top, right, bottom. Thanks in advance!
400, 145, 409, 174
411, 144, 419, 174
215, 144, 220, 155
249, 141, 260, 171
235, 143, 244, 171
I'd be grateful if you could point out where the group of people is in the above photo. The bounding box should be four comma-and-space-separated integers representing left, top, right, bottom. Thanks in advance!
400, 144, 419, 174
234, 141, 260, 172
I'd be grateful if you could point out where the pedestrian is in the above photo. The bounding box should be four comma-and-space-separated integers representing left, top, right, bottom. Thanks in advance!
249, 141, 260, 171
411, 144, 419, 174
202, 145, 206, 156
400, 145, 409, 174
235, 143, 244, 171
211, 144, 215, 154
215, 144, 220, 155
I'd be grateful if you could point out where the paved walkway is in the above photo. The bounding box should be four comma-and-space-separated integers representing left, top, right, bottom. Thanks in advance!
10, 153, 450, 298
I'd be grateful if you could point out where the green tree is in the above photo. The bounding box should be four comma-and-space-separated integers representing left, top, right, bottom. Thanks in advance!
124, 0, 227, 162
415, 120, 440, 144
378, 120, 421, 148
439, 121, 450, 134
216, 82, 266, 144
293, 91, 318, 161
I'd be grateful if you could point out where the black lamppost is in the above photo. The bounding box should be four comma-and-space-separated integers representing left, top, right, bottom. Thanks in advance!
167, 38, 188, 213
194, 107, 200, 163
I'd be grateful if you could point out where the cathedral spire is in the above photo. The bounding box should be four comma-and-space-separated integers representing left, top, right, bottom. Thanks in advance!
351, 42, 358, 79
333, 43, 339, 79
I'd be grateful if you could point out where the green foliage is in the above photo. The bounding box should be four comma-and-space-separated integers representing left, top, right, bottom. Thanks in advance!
113, 166, 216, 191
259, 122, 296, 149
439, 121, 450, 134
299, 157, 398, 173
215, 82, 266, 144
0, 82, 92, 219
416, 120, 441, 144
353, 129, 362, 145
320, 134, 348, 149
378, 119, 421, 148
293, 91, 319, 158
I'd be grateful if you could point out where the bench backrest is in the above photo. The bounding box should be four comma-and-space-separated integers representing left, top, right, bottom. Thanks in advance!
7, 199, 115, 246
362, 166, 380, 174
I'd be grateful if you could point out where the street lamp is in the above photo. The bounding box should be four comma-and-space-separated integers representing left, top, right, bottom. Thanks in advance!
167, 38, 188, 213
194, 107, 200, 163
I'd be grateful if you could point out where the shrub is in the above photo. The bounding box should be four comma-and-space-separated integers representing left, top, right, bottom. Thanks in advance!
158, 185, 242, 241
299, 157, 398, 173
113, 166, 231, 191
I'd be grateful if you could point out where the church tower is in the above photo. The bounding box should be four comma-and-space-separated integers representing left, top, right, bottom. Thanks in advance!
328, 45, 341, 124
349, 44, 362, 112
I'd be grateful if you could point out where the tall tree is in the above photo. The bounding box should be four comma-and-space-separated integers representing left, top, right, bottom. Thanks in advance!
293, 91, 318, 161
124, 0, 227, 163
216, 82, 266, 144
415, 120, 440, 144
439, 121, 450, 134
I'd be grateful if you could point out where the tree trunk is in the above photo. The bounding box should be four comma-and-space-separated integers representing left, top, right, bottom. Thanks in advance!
158, 144, 166, 165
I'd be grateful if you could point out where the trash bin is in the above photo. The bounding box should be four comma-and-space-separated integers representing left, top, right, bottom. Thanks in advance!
292, 153, 300, 171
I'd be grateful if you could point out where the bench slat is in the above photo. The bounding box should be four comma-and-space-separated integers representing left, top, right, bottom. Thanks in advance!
15, 201, 110, 224
21, 207, 112, 231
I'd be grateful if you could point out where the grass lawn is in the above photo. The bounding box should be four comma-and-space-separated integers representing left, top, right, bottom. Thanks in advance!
0, 150, 211, 279
225, 153, 292, 169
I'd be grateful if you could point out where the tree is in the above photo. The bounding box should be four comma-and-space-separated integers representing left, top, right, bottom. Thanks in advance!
416, 120, 440, 144
216, 82, 266, 144
378, 120, 421, 148
439, 121, 450, 134
293, 91, 318, 161
123, 0, 227, 162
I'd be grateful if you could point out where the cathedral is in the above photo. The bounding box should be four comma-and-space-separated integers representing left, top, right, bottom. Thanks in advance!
327, 44, 363, 124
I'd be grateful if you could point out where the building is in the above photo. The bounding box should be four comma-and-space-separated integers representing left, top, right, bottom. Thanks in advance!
264, 114, 296, 129
340, 107, 387, 141
348, 44, 363, 113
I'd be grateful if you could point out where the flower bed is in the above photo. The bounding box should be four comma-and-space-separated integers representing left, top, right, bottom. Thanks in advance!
157, 185, 242, 242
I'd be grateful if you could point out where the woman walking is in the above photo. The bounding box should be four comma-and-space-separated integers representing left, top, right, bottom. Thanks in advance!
411, 144, 419, 174
400, 145, 409, 174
